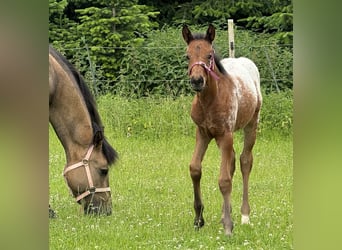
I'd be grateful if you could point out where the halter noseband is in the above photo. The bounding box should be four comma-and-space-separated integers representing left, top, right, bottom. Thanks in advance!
188, 52, 220, 81
63, 144, 110, 203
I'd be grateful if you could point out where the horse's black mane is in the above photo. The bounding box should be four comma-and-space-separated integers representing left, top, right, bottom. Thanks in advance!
191, 33, 228, 76
213, 54, 227, 76
49, 45, 117, 166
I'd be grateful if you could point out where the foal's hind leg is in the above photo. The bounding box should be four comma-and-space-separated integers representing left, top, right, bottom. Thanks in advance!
240, 120, 258, 224
190, 128, 210, 229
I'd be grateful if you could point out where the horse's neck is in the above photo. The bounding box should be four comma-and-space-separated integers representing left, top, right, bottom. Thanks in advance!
50, 82, 93, 163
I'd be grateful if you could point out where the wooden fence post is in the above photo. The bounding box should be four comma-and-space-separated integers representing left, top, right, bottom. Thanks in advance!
228, 19, 235, 58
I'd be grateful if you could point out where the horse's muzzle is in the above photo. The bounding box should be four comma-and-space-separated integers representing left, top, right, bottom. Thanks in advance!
84, 202, 112, 216
190, 76, 205, 92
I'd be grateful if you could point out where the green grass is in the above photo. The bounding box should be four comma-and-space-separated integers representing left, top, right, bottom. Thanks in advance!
49, 96, 293, 249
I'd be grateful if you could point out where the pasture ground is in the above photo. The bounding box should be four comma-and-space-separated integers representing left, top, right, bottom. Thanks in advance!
49, 96, 292, 249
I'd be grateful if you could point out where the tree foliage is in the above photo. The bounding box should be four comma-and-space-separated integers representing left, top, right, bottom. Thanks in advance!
139, 0, 292, 44
49, 0, 293, 97
49, 0, 159, 86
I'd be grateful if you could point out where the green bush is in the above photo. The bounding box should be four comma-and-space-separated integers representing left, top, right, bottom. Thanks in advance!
259, 89, 293, 136
231, 29, 293, 93
112, 27, 191, 97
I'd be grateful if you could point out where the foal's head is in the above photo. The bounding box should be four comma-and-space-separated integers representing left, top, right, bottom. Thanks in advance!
182, 24, 217, 92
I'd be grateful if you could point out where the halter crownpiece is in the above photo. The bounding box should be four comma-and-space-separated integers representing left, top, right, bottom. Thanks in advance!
188, 52, 220, 81
63, 144, 111, 202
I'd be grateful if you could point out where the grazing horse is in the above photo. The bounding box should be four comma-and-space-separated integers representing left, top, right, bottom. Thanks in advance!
182, 24, 262, 236
49, 45, 117, 216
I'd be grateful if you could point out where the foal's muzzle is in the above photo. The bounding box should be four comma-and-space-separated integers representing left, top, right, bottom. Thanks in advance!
190, 76, 205, 92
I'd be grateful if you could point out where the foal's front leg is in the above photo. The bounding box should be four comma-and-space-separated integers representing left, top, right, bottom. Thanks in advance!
190, 128, 210, 229
216, 132, 235, 236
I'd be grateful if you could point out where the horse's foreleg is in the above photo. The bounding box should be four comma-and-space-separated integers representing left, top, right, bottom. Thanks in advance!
240, 123, 257, 225
190, 128, 210, 229
216, 132, 235, 236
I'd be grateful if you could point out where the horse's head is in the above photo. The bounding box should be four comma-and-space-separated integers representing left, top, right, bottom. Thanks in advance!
63, 129, 114, 216
182, 24, 218, 92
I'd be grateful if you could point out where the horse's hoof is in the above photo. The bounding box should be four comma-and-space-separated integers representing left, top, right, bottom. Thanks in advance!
49, 208, 57, 218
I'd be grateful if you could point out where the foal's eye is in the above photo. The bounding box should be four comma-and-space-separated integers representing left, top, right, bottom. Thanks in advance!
99, 168, 109, 176
207, 54, 212, 60
186, 55, 190, 60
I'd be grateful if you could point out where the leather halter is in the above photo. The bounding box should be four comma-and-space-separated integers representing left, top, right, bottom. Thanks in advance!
188, 52, 220, 81
63, 144, 110, 203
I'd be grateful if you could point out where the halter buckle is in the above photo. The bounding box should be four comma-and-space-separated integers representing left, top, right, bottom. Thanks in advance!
88, 186, 96, 194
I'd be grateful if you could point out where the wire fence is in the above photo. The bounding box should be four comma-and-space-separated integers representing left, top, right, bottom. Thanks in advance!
61, 43, 293, 97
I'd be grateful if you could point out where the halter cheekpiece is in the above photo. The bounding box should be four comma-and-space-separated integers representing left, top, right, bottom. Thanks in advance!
63, 144, 110, 202
188, 52, 220, 81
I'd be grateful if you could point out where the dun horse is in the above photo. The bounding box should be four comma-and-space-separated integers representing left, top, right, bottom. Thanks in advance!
182, 24, 262, 236
49, 46, 117, 216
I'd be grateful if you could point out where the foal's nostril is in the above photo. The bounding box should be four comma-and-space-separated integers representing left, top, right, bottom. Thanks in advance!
190, 76, 204, 91
190, 76, 204, 85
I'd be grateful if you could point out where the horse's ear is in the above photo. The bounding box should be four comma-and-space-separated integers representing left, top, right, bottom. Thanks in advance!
93, 130, 104, 148
205, 24, 215, 43
182, 24, 193, 44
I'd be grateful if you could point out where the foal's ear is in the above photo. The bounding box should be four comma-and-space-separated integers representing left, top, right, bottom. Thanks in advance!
205, 24, 215, 43
93, 130, 104, 148
182, 24, 193, 44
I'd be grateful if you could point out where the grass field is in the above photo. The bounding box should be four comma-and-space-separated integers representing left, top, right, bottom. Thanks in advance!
49, 96, 293, 249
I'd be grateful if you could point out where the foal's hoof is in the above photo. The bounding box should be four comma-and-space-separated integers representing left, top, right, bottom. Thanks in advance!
241, 214, 250, 224
194, 218, 205, 230
224, 228, 233, 236
221, 220, 234, 236
224, 224, 234, 236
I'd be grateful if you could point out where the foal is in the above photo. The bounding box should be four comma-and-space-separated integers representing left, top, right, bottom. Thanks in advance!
182, 24, 262, 236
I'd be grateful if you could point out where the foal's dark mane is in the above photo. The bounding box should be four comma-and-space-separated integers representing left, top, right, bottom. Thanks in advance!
190, 34, 227, 76
49, 45, 117, 166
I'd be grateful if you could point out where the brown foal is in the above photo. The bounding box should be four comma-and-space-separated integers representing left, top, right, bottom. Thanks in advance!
182, 24, 262, 236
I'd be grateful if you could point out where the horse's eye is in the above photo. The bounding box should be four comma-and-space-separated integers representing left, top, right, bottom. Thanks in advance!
99, 168, 109, 176
207, 54, 212, 60
186, 54, 190, 60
